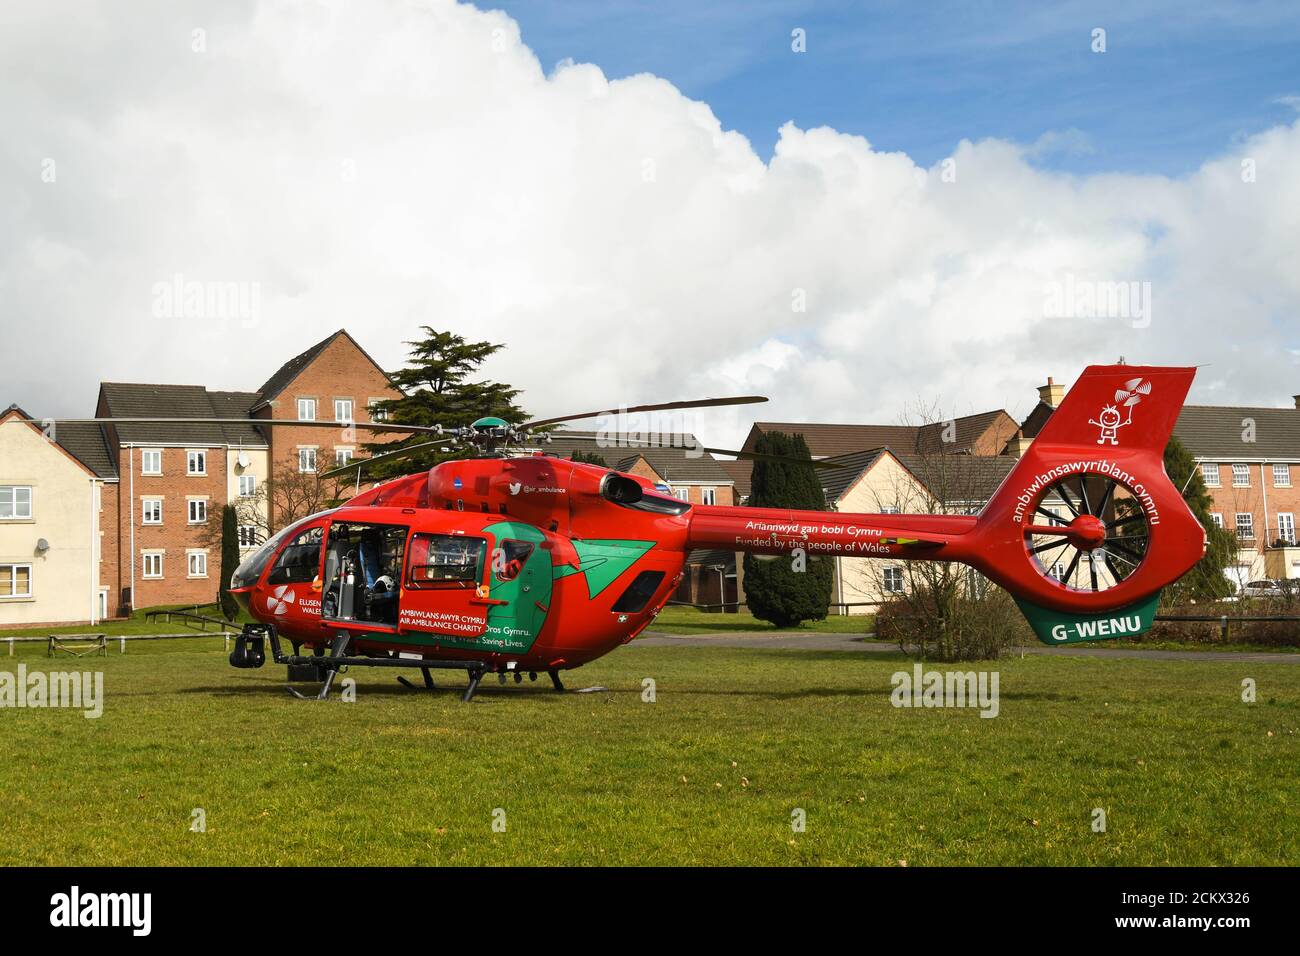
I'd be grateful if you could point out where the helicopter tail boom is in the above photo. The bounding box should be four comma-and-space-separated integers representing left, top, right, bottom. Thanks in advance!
687, 365, 1205, 646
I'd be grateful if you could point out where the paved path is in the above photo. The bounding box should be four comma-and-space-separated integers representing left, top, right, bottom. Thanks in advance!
636, 630, 1300, 663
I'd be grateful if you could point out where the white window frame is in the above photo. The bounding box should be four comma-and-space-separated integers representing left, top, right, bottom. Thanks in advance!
238, 525, 259, 548
1209, 512, 1224, 528
238, 475, 257, 498
187, 450, 207, 476
297, 398, 317, 422
334, 398, 354, 423
0, 563, 33, 599
335, 447, 354, 468
1234, 512, 1254, 540
700, 486, 716, 506
142, 498, 163, 525
299, 448, 318, 474
1278, 513, 1296, 546
368, 399, 389, 423
141, 449, 162, 475
142, 552, 164, 579
1231, 463, 1250, 488
1273, 463, 1291, 488
672, 488, 689, 502
1200, 462, 1220, 487
882, 566, 905, 594
187, 551, 208, 578
188, 499, 208, 524
0, 485, 33, 520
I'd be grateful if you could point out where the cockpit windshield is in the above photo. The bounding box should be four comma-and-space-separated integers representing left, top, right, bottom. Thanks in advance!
230, 510, 334, 589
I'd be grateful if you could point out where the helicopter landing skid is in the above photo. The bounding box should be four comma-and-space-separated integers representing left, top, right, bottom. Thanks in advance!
236, 624, 492, 703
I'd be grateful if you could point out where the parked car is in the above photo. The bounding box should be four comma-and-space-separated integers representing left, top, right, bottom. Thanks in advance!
1241, 579, 1288, 599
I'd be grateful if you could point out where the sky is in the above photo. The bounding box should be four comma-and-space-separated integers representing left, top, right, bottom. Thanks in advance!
2, 0, 1299, 448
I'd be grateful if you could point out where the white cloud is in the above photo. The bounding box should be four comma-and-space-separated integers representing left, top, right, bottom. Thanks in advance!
2, 0, 1298, 450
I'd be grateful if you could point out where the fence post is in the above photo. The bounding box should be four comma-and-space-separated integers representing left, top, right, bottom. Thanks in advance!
120, 637, 126, 654
1220, 615, 1229, 642
7, 638, 12, 657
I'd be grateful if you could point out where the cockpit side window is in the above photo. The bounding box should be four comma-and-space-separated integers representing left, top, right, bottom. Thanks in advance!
493, 540, 535, 582
267, 526, 324, 586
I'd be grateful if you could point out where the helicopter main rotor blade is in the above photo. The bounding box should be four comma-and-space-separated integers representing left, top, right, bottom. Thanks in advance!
318, 439, 466, 480
26, 417, 444, 435
520, 395, 767, 431
701, 446, 846, 470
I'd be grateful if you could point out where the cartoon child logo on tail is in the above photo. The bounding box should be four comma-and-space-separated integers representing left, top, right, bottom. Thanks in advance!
1089, 378, 1151, 445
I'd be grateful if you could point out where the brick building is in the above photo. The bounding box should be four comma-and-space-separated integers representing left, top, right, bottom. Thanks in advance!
0, 329, 401, 625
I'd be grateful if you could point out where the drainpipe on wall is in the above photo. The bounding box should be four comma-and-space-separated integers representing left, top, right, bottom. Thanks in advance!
128, 444, 135, 613
1261, 461, 1271, 560
88, 478, 96, 625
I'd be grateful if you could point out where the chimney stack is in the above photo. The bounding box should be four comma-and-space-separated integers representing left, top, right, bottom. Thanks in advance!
1294, 394, 1300, 410
1038, 376, 1065, 408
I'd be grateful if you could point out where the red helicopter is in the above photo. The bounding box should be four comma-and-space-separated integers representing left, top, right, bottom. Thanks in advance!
45, 364, 1207, 701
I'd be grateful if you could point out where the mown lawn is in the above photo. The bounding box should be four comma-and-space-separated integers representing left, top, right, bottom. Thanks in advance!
0, 638, 1296, 866
651, 605, 874, 634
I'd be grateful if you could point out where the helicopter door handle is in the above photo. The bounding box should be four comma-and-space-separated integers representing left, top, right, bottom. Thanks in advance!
470, 597, 509, 606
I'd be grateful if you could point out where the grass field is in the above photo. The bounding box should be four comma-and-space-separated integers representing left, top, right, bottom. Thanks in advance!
650, 605, 874, 634
1, 636, 1296, 866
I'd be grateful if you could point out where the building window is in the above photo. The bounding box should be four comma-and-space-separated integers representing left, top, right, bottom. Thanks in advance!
0, 564, 32, 598
700, 487, 716, 506
238, 475, 257, 497
142, 499, 162, 525
0, 485, 33, 520
1274, 463, 1291, 488
672, 488, 689, 502
1231, 463, 1249, 487
187, 552, 208, 578
1278, 513, 1296, 546
238, 525, 259, 548
1235, 513, 1254, 541
1209, 512, 1223, 528
334, 399, 354, 423
335, 448, 354, 468
142, 552, 164, 579
299, 448, 317, 473
187, 450, 206, 475
368, 399, 389, 423
141, 449, 162, 475
880, 505, 901, 515
1200, 462, 1219, 487
882, 567, 905, 593
297, 398, 317, 421
188, 499, 208, 524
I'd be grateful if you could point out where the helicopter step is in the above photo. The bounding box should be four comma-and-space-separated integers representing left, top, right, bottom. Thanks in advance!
230, 624, 492, 702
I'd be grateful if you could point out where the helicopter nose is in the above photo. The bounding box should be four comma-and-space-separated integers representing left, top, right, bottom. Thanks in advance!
230, 587, 252, 615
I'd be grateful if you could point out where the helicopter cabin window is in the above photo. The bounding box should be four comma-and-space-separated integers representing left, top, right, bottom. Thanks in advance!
407, 534, 487, 589
493, 540, 534, 582
610, 570, 665, 614
323, 522, 409, 626
268, 525, 324, 586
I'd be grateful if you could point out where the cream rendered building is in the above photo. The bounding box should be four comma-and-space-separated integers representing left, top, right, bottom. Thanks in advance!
0, 408, 114, 627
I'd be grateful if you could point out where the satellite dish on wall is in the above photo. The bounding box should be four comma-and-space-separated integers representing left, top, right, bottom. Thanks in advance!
237, 451, 250, 469
35, 538, 50, 553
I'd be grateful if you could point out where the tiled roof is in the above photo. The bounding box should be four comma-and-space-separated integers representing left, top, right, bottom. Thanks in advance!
98, 383, 266, 446
894, 452, 1018, 504
1173, 405, 1300, 460
255, 330, 341, 404
748, 409, 1015, 458
717, 459, 752, 498
54, 422, 118, 478
818, 447, 889, 504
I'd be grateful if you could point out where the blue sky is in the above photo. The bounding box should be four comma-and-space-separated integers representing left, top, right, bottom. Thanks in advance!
493, 0, 1300, 174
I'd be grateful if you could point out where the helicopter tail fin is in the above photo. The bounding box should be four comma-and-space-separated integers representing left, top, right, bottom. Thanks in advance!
977, 364, 1204, 645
